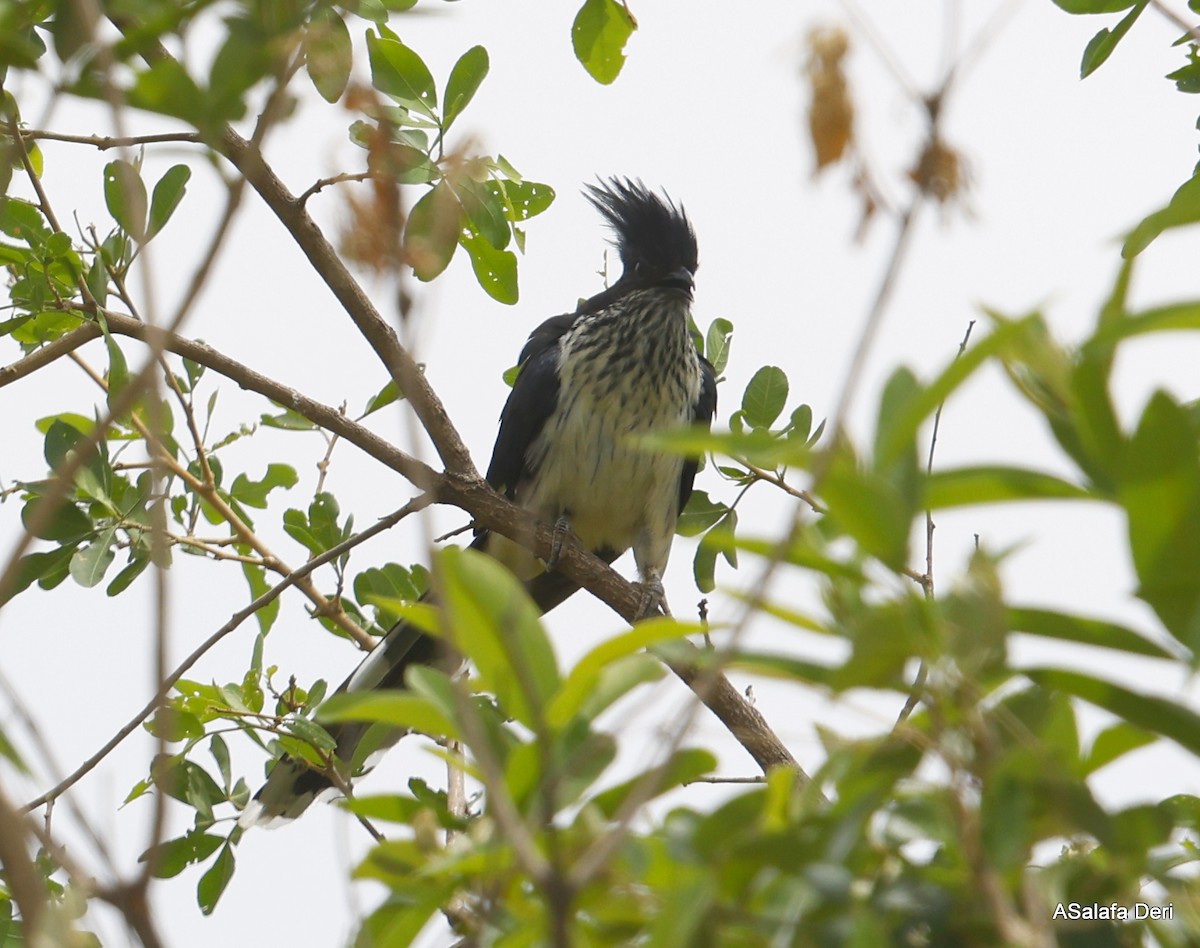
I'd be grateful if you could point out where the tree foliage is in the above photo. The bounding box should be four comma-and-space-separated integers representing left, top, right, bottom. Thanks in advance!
2, 1, 1200, 946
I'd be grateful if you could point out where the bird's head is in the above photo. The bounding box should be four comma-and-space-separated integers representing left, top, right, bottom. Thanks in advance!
585, 177, 698, 297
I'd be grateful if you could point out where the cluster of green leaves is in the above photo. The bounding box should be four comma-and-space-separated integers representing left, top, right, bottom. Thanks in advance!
0, 93, 192, 348
675, 316, 825, 592
356, 25, 555, 302
317, 547, 723, 944
128, 544, 432, 913
0, 846, 95, 948
8, 415, 156, 602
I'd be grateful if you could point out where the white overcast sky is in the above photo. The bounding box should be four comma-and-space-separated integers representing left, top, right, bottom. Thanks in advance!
3, 1, 1200, 945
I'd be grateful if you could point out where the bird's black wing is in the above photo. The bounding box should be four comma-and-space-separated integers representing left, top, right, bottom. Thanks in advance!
678, 354, 717, 515
484, 312, 576, 498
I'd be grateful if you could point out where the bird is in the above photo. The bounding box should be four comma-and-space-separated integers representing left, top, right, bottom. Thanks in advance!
244, 177, 718, 823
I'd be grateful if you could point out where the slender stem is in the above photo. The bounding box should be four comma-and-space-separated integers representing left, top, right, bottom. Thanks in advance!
22, 129, 203, 149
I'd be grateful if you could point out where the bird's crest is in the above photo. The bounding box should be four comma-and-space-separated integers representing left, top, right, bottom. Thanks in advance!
584, 177, 698, 279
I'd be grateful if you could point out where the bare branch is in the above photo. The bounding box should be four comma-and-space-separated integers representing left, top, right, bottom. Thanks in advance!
741, 460, 823, 512
298, 171, 374, 206
22, 128, 204, 149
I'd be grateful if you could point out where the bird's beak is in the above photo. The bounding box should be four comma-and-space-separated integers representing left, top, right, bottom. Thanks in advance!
661, 267, 694, 297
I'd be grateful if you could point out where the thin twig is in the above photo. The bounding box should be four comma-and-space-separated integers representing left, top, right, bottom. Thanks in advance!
897, 318, 976, 725
682, 775, 766, 785
22, 129, 202, 149
298, 171, 374, 206
741, 461, 824, 512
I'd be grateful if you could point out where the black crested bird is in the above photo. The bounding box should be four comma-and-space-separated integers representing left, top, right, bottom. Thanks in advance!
246, 177, 717, 823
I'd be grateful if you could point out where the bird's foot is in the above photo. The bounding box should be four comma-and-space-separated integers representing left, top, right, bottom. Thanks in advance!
634, 570, 670, 620
544, 513, 572, 571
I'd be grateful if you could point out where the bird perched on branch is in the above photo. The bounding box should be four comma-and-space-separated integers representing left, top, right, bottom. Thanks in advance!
246, 177, 717, 823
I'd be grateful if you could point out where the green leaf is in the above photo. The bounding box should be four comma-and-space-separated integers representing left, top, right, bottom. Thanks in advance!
51, 0, 89, 61
727, 650, 841, 686
367, 33, 438, 118
572, 653, 664, 724
405, 181, 460, 281
548, 617, 697, 727
285, 716, 338, 753
69, 525, 117, 587
1083, 722, 1156, 775
821, 444, 914, 570
260, 406, 317, 430
571, 0, 636, 85
676, 490, 727, 537
489, 179, 555, 222
146, 164, 191, 240
1119, 391, 1200, 650
1079, 1, 1148, 78
704, 318, 733, 375
305, 6, 352, 103
740, 365, 788, 429
284, 492, 348, 556
1124, 172, 1200, 257
1, 545, 77, 604
103, 159, 148, 241
875, 314, 1035, 466
1167, 52, 1200, 94
924, 465, 1093, 508
785, 404, 814, 442
362, 378, 404, 417
127, 59, 209, 127
107, 552, 150, 596
0, 196, 51, 245
1090, 300, 1200, 351
43, 416, 86, 469
1026, 667, 1200, 757
355, 563, 422, 627
1009, 606, 1177, 659
455, 175, 509, 249
591, 749, 717, 818
240, 562, 280, 634
142, 831, 223, 880
693, 539, 717, 593
319, 690, 460, 740
103, 330, 130, 410
873, 367, 923, 478
461, 228, 518, 303
440, 547, 560, 731
197, 843, 235, 915
1051, 0, 1138, 11
443, 45, 488, 131
21, 495, 91, 543
229, 463, 299, 508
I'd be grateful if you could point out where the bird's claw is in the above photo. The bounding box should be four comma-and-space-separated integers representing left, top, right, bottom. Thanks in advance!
634, 570, 669, 620
545, 513, 572, 571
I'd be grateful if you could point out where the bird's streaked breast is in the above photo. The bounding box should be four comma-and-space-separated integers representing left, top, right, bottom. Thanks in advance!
521, 290, 702, 558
